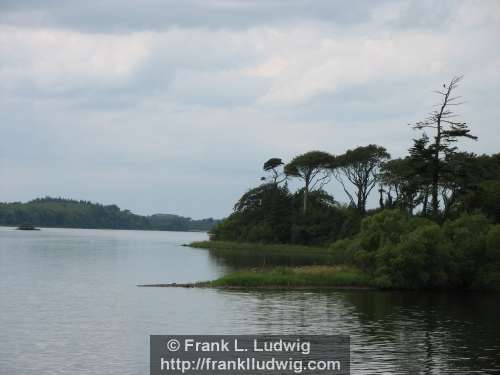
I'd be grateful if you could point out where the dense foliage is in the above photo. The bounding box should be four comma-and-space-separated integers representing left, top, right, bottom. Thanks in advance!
211, 184, 361, 245
330, 210, 500, 289
0, 197, 217, 231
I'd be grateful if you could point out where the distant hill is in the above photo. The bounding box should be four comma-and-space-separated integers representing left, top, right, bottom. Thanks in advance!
0, 197, 219, 232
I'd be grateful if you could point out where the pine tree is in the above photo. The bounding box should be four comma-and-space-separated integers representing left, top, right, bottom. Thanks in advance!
411, 76, 477, 218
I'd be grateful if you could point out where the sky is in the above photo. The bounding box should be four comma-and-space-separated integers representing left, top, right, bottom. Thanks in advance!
1, 0, 499, 219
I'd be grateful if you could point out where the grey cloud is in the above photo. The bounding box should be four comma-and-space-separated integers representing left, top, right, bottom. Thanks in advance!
0, 0, 380, 32
1, 0, 499, 218
1, 0, 476, 34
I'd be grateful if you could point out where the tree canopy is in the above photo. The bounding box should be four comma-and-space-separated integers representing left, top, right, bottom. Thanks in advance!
262, 157, 285, 184
284, 151, 336, 213
334, 144, 390, 213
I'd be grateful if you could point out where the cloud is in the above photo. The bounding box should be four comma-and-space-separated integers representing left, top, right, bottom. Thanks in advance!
0, 0, 379, 32
255, 30, 449, 105
0, 26, 153, 95
1, 0, 499, 218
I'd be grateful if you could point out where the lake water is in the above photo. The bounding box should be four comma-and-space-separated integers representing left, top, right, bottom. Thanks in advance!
1, 227, 499, 374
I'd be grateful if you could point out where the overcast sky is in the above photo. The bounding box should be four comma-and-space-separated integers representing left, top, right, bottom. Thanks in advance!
1, 0, 499, 218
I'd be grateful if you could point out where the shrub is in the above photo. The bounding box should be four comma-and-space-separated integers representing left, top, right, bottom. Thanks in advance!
358, 210, 407, 252
441, 214, 490, 287
473, 225, 500, 289
329, 238, 362, 265
486, 225, 500, 262
374, 224, 451, 289
328, 211, 500, 289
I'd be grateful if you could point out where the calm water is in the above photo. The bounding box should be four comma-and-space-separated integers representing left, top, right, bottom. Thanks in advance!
1, 227, 499, 374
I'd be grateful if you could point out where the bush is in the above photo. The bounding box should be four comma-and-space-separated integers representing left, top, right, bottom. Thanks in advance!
358, 210, 408, 252
329, 238, 362, 265
374, 224, 451, 288
245, 223, 276, 243
442, 214, 490, 287
486, 225, 500, 262
473, 225, 500, 289
328, 211, 500, 289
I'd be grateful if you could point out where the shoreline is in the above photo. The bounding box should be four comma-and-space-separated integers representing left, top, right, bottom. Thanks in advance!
180, 241, 500, 292
137, 282, 374, 290
1, 225, 209, 233
138, 265, 373, 290
187, 240, 328, 254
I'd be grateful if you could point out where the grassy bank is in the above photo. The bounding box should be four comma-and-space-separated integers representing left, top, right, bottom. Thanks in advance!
189, 240, 327, 255
186, 241, 371, 288
207, 266, 371, 288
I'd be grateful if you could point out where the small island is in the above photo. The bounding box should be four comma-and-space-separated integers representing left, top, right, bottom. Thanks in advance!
16, 223, 40, 231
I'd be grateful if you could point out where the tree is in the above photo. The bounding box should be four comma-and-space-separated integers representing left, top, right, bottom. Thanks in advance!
407, 134, 434, 214
457, 153, 500, 221
333, 145, 390, 214
234, 183, 289, 213
262, 158, 286, 184
284, 151, 335, 213
440, 152, 480, 217
380, 158, 418, 213
211, 183, 293, 243
411, 76, 477, 218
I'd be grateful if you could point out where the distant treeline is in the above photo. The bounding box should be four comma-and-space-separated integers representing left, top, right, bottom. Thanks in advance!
0, 197, 218, 232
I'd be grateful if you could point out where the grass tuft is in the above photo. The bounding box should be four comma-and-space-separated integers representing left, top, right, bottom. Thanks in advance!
208, 265, 371, 288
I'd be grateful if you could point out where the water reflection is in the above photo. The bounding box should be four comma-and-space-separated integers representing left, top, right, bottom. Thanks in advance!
204, 243, 500, 374
211, 290, 500, 374
211, 289, 500, 374
339, 291, 500, 374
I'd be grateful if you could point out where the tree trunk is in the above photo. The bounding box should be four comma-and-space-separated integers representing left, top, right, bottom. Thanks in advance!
357, 187, 364, 214
408, 193, 415, 215
422, 190, 429, 215
431, 129, 441, 218
431, 82, 451, 218
303, 180, 309, 214
387, 189, 393, 207
431, 157, 440, 217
